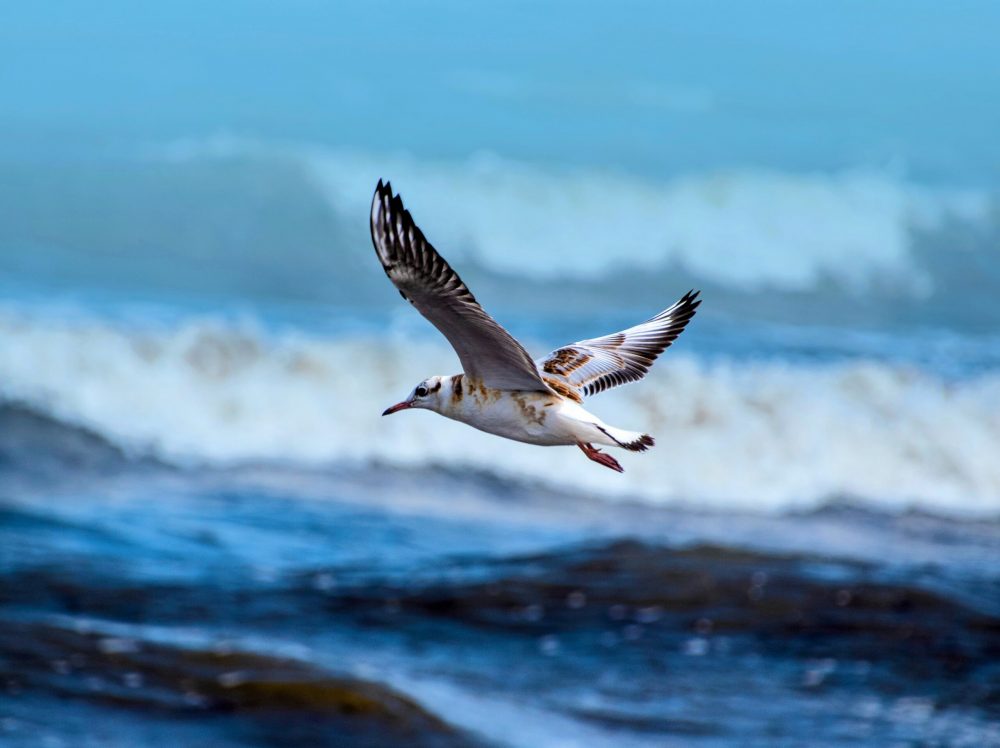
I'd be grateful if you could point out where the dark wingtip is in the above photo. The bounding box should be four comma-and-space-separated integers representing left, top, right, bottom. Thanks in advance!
371, 180, 399, 256
675, 289, 701, 316
374, 179, 394, 202
372, 179, 390, 217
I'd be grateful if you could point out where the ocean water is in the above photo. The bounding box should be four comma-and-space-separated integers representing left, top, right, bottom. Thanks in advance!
2, 3, 1000, 746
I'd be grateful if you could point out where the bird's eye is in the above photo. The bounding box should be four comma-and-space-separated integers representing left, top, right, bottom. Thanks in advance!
415, 385, 428, 398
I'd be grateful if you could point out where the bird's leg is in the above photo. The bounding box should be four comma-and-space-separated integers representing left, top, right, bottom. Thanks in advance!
577, 442, 624, 473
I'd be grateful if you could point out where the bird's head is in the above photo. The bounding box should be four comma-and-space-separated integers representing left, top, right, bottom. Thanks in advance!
382, 376, 444, 416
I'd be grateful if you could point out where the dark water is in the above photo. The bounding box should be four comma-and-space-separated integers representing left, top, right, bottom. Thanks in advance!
2, 407, 997, 747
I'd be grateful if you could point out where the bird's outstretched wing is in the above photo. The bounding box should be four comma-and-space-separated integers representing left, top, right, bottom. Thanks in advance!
537, 291, 701, 398
371, 180, 550, 392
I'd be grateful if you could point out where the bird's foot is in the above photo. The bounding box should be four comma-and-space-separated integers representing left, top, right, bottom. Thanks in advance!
577, 442, 624, 473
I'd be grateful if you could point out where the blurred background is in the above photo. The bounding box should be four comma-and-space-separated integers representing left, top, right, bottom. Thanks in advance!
1, 2, 998, 746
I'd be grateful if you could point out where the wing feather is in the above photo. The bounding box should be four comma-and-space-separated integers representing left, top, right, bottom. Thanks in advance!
538, 291, 701, 398
370, 181, 550, 392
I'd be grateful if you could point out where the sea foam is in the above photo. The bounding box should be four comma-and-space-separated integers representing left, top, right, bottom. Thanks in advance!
3, 311, 998, 517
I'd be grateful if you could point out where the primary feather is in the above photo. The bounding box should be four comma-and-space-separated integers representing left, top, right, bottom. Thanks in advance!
370, 180, 550, 392
537, 291, 701, 398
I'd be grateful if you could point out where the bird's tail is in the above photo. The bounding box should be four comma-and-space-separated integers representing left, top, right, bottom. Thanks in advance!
596, 425, 655, 452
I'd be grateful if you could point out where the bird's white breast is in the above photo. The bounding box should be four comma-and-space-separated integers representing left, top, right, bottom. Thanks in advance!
434, 374, 596, 446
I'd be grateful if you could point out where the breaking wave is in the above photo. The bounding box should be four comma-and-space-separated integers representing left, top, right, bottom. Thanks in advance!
3, 311, 998, 517
6, 137, 999, 332
159, 136, 994, 295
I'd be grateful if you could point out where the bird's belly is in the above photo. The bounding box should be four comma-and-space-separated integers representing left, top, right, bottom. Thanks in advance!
445, 390, 577, 446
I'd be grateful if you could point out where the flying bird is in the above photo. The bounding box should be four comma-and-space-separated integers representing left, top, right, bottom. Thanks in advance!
372, 180, 700, 472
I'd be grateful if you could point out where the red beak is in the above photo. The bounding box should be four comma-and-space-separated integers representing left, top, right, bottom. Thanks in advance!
381, 401, 412, 416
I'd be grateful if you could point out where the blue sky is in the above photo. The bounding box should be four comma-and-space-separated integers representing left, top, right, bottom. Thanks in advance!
2, 1, 998, 181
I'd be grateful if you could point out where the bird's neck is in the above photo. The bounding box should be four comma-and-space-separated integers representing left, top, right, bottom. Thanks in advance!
432, 373, 467, 417
434, 373, 502, 419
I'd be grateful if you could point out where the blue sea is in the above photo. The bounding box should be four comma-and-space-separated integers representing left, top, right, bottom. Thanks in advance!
1, 2, 999, 746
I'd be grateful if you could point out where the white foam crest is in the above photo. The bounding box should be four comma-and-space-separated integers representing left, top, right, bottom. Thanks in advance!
2, 311, 999, 517
310, 150, 991, 294
157, 136, 993, 294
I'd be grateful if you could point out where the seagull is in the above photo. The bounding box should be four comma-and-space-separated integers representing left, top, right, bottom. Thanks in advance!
372, 180, 700, 473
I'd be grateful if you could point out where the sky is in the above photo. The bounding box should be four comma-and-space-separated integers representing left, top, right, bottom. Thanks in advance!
2, 1, 998, 181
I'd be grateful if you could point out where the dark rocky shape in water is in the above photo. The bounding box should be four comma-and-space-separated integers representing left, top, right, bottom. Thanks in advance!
1, 621, 479, 748
317, 539, 1000, 714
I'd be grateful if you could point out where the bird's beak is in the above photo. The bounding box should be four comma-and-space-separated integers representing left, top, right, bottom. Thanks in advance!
381, 401, 412, 416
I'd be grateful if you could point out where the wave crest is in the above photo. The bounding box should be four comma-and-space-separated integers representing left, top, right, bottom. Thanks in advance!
159, 136, 994, 295
2, 312, 998, 517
